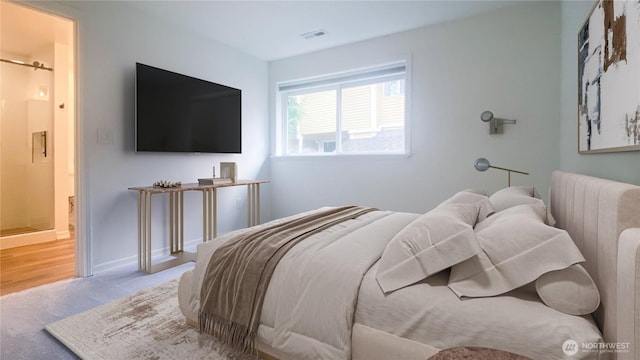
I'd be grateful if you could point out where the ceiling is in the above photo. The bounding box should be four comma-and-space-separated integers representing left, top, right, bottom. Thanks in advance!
123, 0, 518, 61
3, 1, 518, 62
1, 2, 63, 58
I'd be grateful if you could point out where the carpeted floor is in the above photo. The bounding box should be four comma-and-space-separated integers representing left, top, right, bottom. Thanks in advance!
0, 262, 195, 360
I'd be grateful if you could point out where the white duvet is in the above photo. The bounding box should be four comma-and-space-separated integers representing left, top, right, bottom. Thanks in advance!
179, 208, 604, 360
181, 209, 414, 359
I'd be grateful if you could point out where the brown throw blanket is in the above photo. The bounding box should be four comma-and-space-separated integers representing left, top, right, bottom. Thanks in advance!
199, 206, 376, 354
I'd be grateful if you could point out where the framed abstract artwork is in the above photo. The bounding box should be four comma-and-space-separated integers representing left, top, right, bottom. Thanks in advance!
578, 0, 640, 153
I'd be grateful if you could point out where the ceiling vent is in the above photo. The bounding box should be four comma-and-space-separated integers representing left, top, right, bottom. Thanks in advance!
300, 29, 327, 40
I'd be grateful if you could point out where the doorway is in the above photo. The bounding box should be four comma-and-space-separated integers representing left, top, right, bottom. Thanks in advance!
0, 1, 77, 287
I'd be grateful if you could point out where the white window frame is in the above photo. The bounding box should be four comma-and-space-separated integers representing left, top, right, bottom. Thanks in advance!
276, 61, 410, 157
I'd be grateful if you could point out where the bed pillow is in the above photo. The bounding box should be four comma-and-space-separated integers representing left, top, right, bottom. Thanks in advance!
473, 201, 547, 233
489, 186, 539, 211
448, 204, 585, 298
535, 263, 600, 315
489, 186, 555, 225
438, 190, 495, 223
376, 202, 481, 293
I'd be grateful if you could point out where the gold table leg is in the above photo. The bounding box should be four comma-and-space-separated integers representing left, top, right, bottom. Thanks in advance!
137, 189, 193, 274
247, 183, 261, 227
202, 188, 217, 242
137, 190, 153, 273
170, 191, 184, 254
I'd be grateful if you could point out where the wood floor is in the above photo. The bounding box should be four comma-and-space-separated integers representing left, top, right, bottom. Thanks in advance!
0, 230, 75, 296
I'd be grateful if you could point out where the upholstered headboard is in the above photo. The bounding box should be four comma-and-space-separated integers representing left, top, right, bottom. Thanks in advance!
550, 171, 640, 360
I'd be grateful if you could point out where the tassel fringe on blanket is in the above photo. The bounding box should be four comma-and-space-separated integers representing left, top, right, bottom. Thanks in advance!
199, 312, 257, 355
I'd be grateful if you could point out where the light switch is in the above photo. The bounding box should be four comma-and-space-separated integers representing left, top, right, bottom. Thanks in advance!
97, 128, 114, 144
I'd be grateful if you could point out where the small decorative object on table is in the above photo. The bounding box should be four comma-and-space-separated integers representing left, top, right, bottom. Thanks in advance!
198, 178, 232, 185
220, 162, 237, 183
153, 180, 182, 188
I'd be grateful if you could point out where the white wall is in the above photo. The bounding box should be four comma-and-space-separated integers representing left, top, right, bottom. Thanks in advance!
559, 0, 640, 184
30, 1, 270, 272
54, 41, 71, 240
269, 1, 562, 219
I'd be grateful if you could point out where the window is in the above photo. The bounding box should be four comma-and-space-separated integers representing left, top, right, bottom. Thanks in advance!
278, 62, 408, 156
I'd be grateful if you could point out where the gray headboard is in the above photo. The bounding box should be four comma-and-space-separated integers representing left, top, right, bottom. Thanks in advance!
550, 171, 640, 359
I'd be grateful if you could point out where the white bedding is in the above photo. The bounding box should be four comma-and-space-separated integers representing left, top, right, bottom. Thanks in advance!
183, 209, 417, 359
356, 263, 603, 360
179, 208, 605, 360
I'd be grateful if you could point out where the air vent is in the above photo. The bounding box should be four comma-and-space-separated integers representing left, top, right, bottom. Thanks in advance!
300, 29, 327, 40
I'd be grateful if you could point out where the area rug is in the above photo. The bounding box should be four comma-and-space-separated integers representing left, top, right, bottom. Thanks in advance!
46, 279, 257, 360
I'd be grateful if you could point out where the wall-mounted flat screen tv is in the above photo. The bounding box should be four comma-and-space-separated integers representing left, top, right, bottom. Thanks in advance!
135, 63, 241, 153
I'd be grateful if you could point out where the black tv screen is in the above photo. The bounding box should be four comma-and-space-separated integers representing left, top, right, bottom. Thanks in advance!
135, 63, 241, 153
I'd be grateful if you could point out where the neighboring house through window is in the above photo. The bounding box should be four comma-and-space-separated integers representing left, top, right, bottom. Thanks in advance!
277, 62, 408, 156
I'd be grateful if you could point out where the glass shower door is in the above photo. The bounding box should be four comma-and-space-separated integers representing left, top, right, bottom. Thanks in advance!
0, 59, 55, 237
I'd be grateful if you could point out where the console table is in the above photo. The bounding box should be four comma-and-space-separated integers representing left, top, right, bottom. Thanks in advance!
128, 180, 268, 273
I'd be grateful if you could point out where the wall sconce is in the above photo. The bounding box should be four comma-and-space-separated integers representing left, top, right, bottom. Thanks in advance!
474, 157, 529, 186
480, 111, 516, 134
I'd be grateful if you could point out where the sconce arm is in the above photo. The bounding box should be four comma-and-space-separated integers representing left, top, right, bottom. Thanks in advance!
489, 165, 529, 175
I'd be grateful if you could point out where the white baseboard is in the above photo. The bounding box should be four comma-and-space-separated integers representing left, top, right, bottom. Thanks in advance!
92, 238, 202, 274
0, 230, 57, 250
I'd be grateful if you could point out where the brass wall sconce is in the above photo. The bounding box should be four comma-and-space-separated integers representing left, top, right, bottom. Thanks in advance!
480, 111, 516, 134
474, 158, 529, 186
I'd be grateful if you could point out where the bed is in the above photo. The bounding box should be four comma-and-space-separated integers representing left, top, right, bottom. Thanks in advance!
178, 170, 640, 360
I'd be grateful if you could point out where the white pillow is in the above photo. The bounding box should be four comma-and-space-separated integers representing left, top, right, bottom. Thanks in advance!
438, 190, 495, 223
535, 263, 600, 315
376, 202, 481, 293
489, 186, 538, 211
489, 186, 555, 225
448, 204, 585, 298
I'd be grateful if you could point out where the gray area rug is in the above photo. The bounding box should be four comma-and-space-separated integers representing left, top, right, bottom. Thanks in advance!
46, 279, 257, 360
